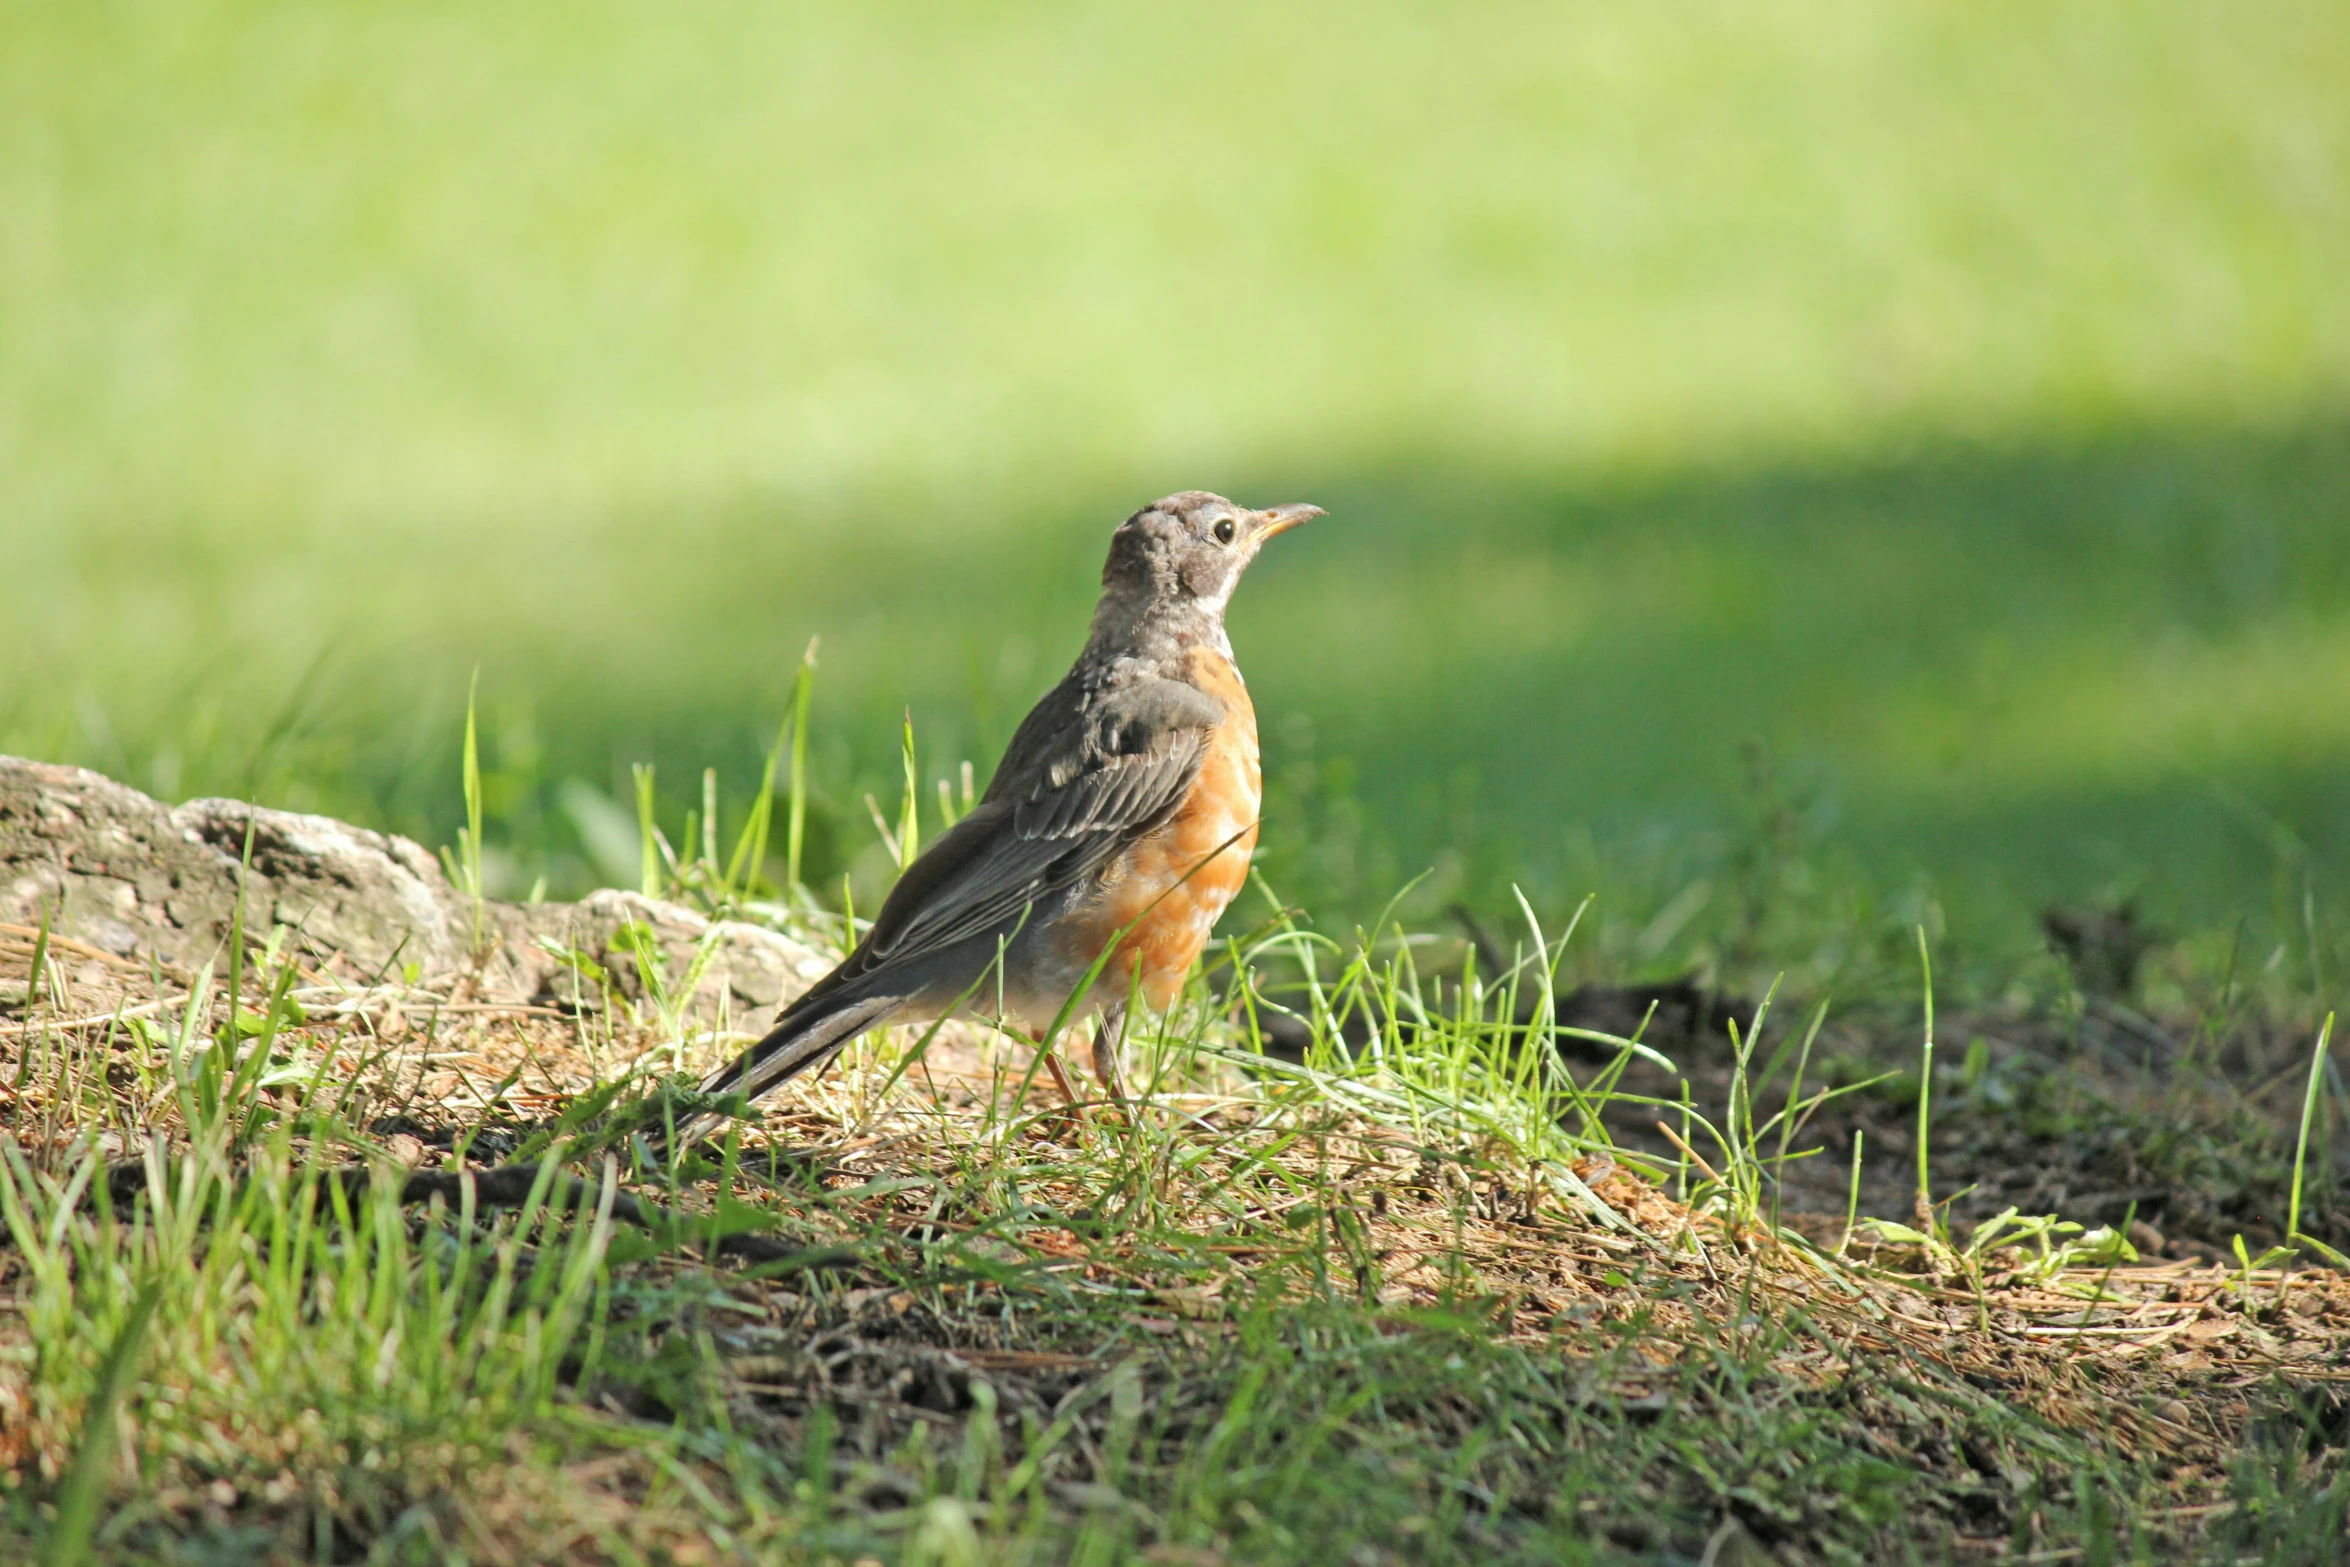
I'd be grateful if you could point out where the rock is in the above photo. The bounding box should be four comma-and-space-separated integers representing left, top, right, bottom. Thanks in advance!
0, 755, 828, 1025
172, 795, 468, 977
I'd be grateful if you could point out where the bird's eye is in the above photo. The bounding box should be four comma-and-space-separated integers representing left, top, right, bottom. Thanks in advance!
1212, 517, 1237, 545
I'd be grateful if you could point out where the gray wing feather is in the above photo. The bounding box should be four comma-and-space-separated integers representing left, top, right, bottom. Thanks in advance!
872, 744, 1203, 963
843, 676, 1223, 977
686, 673, 1225, 1125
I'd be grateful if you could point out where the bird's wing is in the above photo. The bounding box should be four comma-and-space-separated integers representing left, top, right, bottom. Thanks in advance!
835, 676, 1225, 982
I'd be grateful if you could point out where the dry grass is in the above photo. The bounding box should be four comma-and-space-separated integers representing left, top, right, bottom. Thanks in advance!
3, 912, 2348, 1564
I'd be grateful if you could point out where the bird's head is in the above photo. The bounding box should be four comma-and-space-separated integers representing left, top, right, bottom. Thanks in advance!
1095, 492, 1323, 644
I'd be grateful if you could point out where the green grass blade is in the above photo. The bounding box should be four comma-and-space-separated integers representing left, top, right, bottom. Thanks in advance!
2289, 1012, 2335, 1250
700, 766, 720, 883
12, 900, 52, 1091
898, 707, 920, 869
462, 667, 484, 952
634, 762, 661, 899
1771, 996, 1831, 1233
42, 1280, 163, 1567
726, 702, 794, 899
1915, 926, 1936, 1234
786, 636, 818, 893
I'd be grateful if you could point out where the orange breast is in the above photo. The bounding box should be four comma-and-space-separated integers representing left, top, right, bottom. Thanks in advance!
1075, 648, 1261, 1011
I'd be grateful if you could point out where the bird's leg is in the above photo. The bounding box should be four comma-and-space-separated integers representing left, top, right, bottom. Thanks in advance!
1040, 1050, 1082, 1108
1025, 1029, 1083, 1109
1090, 1002, 1131, 1104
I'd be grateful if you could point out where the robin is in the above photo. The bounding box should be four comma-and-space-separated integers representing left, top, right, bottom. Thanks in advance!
680, 491, 1322, 1142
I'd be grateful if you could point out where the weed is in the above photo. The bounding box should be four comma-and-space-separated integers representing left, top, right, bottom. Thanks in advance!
1915, 927, 1937, 1240
2289, 1013, 2340, 1265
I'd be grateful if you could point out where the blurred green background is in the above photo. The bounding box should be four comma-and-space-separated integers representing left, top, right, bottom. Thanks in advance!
5, 0, 2348, 985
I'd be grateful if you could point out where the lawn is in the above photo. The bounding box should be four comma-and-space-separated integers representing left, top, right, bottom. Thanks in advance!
5, 3, 2350, 1560
3, 772, 2346, 1563
5, 0, 2349, 967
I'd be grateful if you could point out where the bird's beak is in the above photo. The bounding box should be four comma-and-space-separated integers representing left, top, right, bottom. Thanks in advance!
1252, 502, 1326, 540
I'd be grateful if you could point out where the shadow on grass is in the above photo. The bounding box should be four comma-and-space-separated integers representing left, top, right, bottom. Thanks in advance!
7, 410, 2348, 971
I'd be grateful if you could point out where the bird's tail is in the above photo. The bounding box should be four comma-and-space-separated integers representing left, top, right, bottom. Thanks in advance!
666, 989, 905, 1150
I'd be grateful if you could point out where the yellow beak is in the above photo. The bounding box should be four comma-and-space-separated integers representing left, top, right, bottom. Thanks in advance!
1253, 503, 1326, 539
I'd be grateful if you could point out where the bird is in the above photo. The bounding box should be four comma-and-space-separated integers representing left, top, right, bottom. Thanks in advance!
678, 491, 1323, 1144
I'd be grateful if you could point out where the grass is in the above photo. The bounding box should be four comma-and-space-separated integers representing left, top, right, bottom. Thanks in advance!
7, 3, 2350, 1556
4, 2, 2350, 966
4, 707, 2349, 1562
